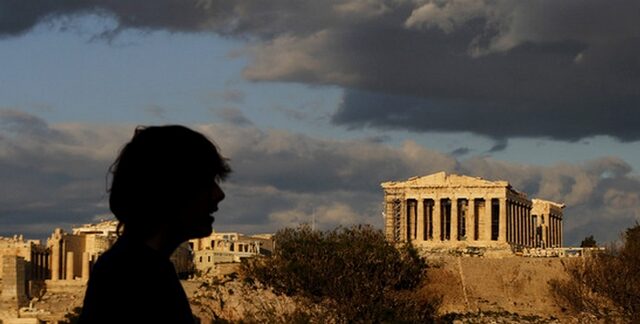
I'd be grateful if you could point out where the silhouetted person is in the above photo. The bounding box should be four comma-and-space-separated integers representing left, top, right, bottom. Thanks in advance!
79, 125, 230, 323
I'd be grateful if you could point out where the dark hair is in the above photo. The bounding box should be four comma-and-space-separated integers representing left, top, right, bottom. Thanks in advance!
108, 125, 230, 235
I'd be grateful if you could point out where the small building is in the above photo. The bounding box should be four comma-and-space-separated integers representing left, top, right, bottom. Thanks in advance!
382, 172, 564, 251
0, 235, 48, 283
189, 232, 269, 273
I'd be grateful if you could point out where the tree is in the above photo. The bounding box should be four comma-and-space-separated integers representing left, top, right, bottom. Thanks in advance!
580, 235, 597, 247
241, 224, 439, 323
550, 222, 640, 322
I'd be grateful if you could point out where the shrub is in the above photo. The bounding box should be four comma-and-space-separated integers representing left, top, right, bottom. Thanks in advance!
579, 235, 597, 248
550, 222, 640, 322
241, 224, 438, 323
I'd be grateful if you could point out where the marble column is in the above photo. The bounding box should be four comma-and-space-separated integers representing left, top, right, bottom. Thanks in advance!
516, 203, 520, 244
550, 216, 556, 247
424, 199, 434, 240
544, 216, 549, 248
451, 198, 458, 241
433, 197, 441, 241
555, 216, 560, 247
524, 209, 529, 247
555, 216, 559, 247
520, 206, 524, 246
530, 212, 534, 247
51, 242, 60, 281
510, 202, 516, 243
512, 204, 517, 245
82, 252, 90, 281
408, 199, 416, 241
481, 198, 490, 241
384, 201, 394, 241
527, 209, 532, 247
468, 199, 476, 241
387, 200, 397, 242
66, 251, 74, 281
506, 201, 511, 243
517, 204, 522, 246
416, 198, 424, 242
400, 200, 407, 242
559, 217, 563, 247
552, 216, 555, 247
498, 198, 507, 242
530, 212, 535, 247
524, 211, 529, 247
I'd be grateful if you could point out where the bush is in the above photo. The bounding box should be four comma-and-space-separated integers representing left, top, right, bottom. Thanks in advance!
241, 225, 439, 323
550, 222, 640, 322
579, 235, 597, 247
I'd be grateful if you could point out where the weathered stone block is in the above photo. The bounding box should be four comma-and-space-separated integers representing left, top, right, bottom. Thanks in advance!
1, 255, 28, 308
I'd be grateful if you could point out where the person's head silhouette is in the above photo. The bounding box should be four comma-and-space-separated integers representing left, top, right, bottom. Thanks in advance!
108, 125, 230, 254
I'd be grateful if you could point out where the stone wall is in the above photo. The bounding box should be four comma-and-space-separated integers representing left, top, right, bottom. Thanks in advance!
423, 256, 570, 317
1, 255, 28, 308
44, 279, 86, 294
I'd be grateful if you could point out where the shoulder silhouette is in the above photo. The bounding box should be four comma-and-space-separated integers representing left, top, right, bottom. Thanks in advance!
79, 125, 230, 324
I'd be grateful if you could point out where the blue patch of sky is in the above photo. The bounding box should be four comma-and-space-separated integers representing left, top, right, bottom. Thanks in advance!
0, 14, 246, 124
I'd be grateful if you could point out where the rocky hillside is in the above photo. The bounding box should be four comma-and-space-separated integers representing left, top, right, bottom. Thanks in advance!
185, 257, 588, 323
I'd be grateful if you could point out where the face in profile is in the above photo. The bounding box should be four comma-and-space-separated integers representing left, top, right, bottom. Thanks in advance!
109, 125, 231, 241
176, 181, 226, 240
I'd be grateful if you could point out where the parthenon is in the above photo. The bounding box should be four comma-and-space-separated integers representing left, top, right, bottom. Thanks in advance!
382, 172, 564, 250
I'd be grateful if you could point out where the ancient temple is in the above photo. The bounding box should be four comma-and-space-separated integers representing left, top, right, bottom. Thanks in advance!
382, 172, 564, 249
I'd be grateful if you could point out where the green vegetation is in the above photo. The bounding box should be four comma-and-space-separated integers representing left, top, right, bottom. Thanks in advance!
550, 223, 640, 322
241, 225, 439, 323
579, 235, 597, 248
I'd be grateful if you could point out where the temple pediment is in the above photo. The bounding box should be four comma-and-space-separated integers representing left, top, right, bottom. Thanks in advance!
382, 171, 509, 189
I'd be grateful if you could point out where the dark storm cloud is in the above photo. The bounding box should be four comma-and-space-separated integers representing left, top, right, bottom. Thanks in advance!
3, 0, 640, 140
332, 89, 640, 141
0, 110, 130, 238
332, 87, 640, 141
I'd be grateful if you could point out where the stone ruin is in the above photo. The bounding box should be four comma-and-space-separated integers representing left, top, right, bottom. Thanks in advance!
0, 219, 275, 322
189, 232, 274, 276
382, 172, 565, 256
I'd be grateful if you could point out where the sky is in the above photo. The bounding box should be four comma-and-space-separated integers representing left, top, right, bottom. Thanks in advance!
1, 0, 640, 245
